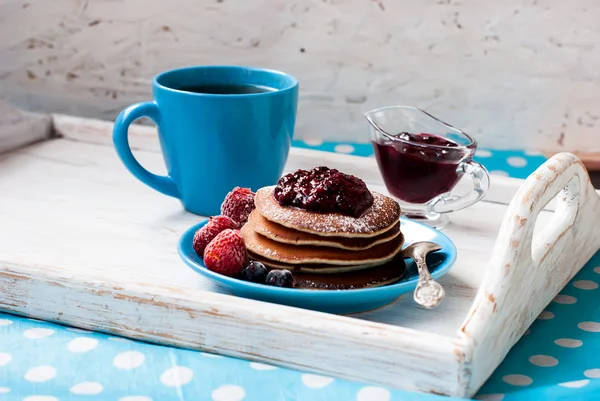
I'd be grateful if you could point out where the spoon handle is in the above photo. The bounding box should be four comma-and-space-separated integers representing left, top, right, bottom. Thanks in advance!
413, 253, 445, 309
413, 253, 434, 281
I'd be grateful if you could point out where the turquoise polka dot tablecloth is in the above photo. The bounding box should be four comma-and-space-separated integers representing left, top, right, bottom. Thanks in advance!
1, 143, 599, 401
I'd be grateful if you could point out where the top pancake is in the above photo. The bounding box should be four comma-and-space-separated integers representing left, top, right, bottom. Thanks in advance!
255, 186, 401, 238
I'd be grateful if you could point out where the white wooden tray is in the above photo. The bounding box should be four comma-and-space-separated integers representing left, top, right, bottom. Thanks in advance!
1, 109, 599, 398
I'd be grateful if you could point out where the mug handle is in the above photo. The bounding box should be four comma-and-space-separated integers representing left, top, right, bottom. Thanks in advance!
426, 160, 490, 216
112, 102, 180, 199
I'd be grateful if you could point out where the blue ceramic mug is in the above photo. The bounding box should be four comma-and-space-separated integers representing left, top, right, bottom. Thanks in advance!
112, 65, 299, 216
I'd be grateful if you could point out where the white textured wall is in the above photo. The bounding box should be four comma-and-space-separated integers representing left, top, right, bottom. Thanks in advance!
1, 0, 599, 151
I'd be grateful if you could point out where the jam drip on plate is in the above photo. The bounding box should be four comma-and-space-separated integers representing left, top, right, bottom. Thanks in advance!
273, 166, 374, 218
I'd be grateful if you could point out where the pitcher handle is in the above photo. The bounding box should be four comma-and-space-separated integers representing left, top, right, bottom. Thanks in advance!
426, 160, 490, 216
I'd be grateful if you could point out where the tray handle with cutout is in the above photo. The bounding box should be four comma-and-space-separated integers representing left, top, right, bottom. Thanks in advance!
459, 152, 600, 396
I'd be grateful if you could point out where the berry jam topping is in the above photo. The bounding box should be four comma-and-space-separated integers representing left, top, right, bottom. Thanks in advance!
273, 166, 374, 217
265, 269, 295, 288
241, 261, 268, 283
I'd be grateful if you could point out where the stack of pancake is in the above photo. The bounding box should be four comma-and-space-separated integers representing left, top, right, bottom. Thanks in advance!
240, 186, 405, 289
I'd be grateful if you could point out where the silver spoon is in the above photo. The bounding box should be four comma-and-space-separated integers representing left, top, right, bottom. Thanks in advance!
402, 241, 445, 309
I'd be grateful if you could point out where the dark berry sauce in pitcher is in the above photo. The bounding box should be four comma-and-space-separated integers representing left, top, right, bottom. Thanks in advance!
372, 133, 472, 204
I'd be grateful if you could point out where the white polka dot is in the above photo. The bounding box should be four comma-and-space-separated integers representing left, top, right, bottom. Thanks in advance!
160, 366, 193, 387
594, 267, 600, 274
475, 149, 493, 158
113, 351, 145, 370
507, 156, 527, 167
66, 328, 92, 334
212, 384, 246, 401
475, 395, 504, 401
529, 355, 558, 367
201, 352, 223, 358
24, 366, 56, 382
0, 352, 12, 366
107, 336, 132, 343
119, 397, 153, 401
0, 387, 9, 394
573, 280, 598, 290
579, 322, 600, 332
301, 374, 334, 389
537, 310, 554, 320
0, 319, 13, 326
303, 138, 324, 147
559, 380, 589, 388
553, 294, 577, 304
24, 396, 59, 401
554, 338, 583, 348
24, 328, 55, 339
68, 337, 98, 353
249, 362, 278, 371
356, 386, 391, 401
334, 144, 355, 154
71, 381, 103, 395
584, 368, 600, 378
502, 374, 533, 386
525, 150, 543, 157
490, 170, 509, 177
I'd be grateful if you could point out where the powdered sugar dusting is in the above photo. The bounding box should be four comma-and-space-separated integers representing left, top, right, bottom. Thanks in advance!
255, 186, 400, 237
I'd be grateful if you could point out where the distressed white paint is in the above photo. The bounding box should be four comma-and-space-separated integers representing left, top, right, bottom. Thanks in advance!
461, 152, 600, 395
1, 0, 600, 152
0, 99, 52, 155
0, 115, 599, 397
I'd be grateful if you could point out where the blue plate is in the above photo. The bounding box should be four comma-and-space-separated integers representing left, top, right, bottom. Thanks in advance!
177, 217, 457, 314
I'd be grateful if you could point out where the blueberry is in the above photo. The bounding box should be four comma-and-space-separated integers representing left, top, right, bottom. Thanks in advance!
241, 261, 268, 283
265, 269, 295, 288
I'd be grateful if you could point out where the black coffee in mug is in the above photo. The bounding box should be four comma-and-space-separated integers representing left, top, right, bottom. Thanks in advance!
176, 83, 276, 95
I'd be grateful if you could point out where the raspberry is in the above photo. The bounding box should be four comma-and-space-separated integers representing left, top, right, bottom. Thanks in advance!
220, 187, 256, 226
203, 229, 248, 277
192, 215, 238, 257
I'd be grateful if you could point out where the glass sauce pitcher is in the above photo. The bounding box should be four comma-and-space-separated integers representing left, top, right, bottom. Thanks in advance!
365, 105, 490, 228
